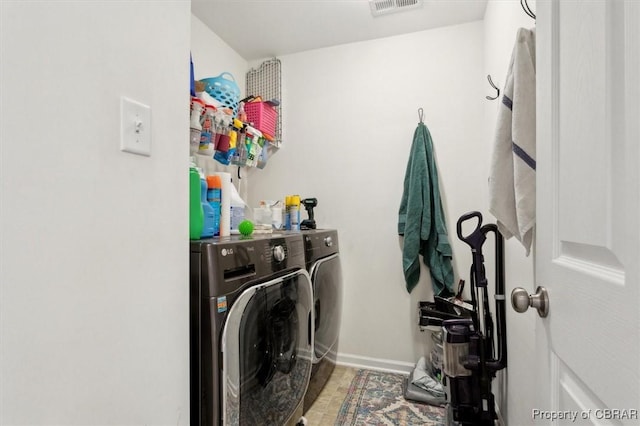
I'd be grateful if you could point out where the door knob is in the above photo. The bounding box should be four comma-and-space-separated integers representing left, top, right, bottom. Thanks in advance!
511, 286, 549, 318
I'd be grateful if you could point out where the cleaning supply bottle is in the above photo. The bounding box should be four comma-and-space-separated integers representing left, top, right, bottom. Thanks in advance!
190, 98, 205, 155
189, 163, 204, 240
230, 119, 247, 166
216, 115, 232, 153
238, 101, 247, 123
244, 126, 262, 168
284, 196, 292, 230
198, 105, 216, 156
214, 124, 236, 166
200, 173, 215, 238
206, 175, 222, 237
290, 195, 301, 231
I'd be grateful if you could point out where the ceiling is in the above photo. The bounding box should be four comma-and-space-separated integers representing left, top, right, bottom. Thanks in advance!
191, 0, 488, 61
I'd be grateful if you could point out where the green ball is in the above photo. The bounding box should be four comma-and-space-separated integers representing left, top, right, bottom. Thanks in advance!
238, 220, 254, 236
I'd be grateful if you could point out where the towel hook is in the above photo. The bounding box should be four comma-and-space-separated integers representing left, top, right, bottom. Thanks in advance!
486, 75, 500, 101
418, 107, 424, 123
521, 0, 536, 20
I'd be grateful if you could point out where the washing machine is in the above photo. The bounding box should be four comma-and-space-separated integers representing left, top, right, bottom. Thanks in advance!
301, 229, 343, 413
190, 234, 313, 426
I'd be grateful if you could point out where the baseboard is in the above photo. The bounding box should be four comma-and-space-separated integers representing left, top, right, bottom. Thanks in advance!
335, 352, 415, 375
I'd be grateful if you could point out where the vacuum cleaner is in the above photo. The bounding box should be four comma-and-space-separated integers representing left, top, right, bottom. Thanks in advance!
419, 211, 507, 425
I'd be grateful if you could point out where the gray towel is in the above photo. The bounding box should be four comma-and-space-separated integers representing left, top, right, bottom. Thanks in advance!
411, 356, 444, 397
403, 357, 446, 407
489, 28, 536, 255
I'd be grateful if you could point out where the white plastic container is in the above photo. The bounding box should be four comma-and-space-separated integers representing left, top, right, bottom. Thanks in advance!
229, 182, 246, 232
271, 206, 282, 230
230, 205, 245, 231
253, 205, 272, 227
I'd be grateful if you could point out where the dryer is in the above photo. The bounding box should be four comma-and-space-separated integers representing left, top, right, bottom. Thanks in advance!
190, 234, 313, 426
301, 229, 343, 412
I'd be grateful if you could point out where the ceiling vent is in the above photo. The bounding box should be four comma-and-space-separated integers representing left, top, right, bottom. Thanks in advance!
369, 0, 423, 17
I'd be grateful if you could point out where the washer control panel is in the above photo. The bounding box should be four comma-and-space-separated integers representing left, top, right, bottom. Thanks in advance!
272, 245, 286, 262
194, 234, 306, 297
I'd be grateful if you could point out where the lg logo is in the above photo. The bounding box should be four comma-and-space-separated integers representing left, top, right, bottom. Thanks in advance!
221, 248, 234, 256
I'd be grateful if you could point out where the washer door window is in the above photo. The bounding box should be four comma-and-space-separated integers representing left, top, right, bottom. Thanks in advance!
222, 269, 313, 426
310, 254, 343, 362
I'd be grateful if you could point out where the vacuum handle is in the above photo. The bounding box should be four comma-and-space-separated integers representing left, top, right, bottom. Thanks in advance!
457, 211, 485, 250
458, 211, 488, 289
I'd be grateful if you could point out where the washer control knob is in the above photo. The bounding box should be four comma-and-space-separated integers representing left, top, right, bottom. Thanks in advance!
272, 245, 286, 262
324, 236, 333, 247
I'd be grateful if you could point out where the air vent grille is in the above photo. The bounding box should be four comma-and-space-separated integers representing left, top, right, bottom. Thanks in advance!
369, 0, 422, 16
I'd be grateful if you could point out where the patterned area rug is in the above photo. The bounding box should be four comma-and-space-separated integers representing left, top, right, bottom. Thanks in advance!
334, 369, 446, 426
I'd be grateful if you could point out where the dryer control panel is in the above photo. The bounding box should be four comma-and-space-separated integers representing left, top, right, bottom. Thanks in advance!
303, 229, 340, 266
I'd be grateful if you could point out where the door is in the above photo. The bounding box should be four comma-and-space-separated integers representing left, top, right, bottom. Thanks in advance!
535, 0, 639, 423
310, 254, 343, 362
221, 269, 313, 426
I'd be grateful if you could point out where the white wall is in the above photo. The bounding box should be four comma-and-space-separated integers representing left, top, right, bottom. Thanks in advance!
483, 1, 537, 424
0, 2, 190, 424
191, 15, 247, 94
245, 21, 487, 370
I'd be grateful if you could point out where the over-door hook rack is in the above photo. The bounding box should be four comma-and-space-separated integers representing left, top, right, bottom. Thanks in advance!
521, 0, 536, 20
486, 75, 500, 101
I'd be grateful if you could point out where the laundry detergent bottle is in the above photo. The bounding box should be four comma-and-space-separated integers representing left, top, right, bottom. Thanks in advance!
201, 177, 215, 238
189, 164, 204, 240
206, 175, 222, 236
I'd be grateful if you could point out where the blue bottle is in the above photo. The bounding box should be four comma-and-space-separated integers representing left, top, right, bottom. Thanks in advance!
206, 175, 221, 237
201, 178, 215, 238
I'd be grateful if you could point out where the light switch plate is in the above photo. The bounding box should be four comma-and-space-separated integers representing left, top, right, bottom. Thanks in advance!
120, 96, 151, 156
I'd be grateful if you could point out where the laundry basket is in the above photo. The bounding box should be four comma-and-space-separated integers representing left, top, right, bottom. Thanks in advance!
200, 72, 240, 116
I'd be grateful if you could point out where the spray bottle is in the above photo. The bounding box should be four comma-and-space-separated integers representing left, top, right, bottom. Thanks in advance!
289, 195, 301, 231
284, 196, 292, 230
230, 119, 247, 166
190, 98, 205, 155
198, 105, 216, 156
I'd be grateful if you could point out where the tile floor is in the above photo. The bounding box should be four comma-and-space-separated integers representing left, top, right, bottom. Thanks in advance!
303, 365, 358, 426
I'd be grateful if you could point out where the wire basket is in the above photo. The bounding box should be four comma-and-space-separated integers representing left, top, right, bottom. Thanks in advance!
245, 102, 278, 139
200, 72, 240, 116
246, 59, 281, 146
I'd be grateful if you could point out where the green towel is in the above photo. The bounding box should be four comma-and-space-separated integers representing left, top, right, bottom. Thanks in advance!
398, 123, 454, 296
